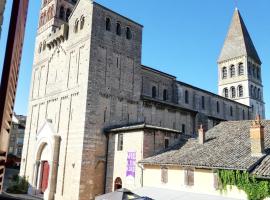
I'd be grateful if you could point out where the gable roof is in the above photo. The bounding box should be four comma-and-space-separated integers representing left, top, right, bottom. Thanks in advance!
140, 120, 270, 172
218, 9, 261, 64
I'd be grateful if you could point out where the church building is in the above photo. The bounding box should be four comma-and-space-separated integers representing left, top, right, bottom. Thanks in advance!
20, 0, 265, 200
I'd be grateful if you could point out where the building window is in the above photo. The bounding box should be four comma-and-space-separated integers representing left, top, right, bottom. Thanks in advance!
152, 86, 157, 98
257, 68, 261, 80
43, 41, 46, 51
222, 67, 227, 79
201, 96, 205, 110
253, 66, 256, 78
253, 87, 257, 99
258, 89, 261, 100
117, 133, 123, 151
184, 168, 194, 186
116, 22, 121, 36
161, 167, 168, 184
230, 65, 235, 77
59, 6, 65, 20
250, 85, 254, 97
182, 124, 186, 134
126, 27, 132, 40
242, 110, 245, 120
230, 106, 233, 117
164, 138, 169, 149
238, 63, 244, 76
223, 88, 228, 98
238, 85, 243, 97
74, 19, 79, 33
231, 87, 236, 98
185, 90, 189, 104
213, 172, 219, 190
248, 64, 252, 76
106, 18, 111, 31
80, 16, 85, 30
163, 89, 168, 101
66, 8, 71, 21
216, 101, 220, 113
38, 42, 42, 53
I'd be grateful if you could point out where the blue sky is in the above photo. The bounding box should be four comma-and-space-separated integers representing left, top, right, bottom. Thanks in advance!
0, 0, 269, 118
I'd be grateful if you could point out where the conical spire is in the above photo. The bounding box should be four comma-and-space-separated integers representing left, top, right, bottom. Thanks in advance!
218, 9, 261, 64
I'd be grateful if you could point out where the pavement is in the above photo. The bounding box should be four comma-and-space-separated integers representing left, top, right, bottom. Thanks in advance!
132, 187, 243, 200
0, 193, 42, 200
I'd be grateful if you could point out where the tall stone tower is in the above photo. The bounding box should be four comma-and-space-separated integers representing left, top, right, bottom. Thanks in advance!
218, 8, 265, 119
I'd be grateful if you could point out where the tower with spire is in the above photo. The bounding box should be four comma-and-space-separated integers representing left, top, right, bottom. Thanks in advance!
218, 8, 265, 119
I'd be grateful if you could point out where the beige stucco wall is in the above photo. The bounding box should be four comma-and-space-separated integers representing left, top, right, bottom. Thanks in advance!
143, 165, 248, 199
111, 131, 144, 191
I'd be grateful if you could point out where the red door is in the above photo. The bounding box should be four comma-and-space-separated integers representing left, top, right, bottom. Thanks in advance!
40, 161, 49, 193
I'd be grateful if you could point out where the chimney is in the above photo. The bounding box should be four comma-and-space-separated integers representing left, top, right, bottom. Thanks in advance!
198, 124, 206, 144
250, 115, 265, 157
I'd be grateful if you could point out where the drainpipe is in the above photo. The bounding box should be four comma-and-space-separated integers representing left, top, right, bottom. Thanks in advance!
138, 163, 144, 187
104, 133, 109, 194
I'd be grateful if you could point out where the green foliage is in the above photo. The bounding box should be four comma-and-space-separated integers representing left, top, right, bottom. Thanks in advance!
218, 169, 270, 200
6, 176, 29, 194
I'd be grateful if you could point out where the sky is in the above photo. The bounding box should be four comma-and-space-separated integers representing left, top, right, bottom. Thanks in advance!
0, 0, 269, 118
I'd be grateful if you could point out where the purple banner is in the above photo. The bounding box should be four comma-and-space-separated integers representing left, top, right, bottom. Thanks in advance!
126, 151, 136, 178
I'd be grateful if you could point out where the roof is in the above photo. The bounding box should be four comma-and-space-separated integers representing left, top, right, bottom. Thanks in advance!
140, 120, 270, 171
252, 155, 270, 179
106, 123, 181, 134
218, 9, 261, 64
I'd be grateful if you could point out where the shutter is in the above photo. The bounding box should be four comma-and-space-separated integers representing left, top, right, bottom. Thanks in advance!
213, 173, 219, 190
184, 169, 188, 185
189, 169, 194, 186
161, 167, 168, 184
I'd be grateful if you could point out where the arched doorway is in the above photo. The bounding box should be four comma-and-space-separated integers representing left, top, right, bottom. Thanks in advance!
114, 177, 122, 191
40, 161, 50, 193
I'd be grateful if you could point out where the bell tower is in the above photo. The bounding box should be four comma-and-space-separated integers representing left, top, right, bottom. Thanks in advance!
218, 8, 265, 119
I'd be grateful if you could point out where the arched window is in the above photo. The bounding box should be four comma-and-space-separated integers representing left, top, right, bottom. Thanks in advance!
126, 27, 132, 40
258, 89, 261, 100
253, 66, 256, 78
152, 86, 157, 98
201, 96, 205, 109
216, 101, 220, 113
231, 87, 236, 98
106, 18, 111, 31
74, 19, 79, 33
238, 63, 244, 76
222, 67, 227, 79
238, 85, 243, 97
230, 65, 235, 77
59, 6, 65, 20
257, 68, 261, 80
250, 85, 253, 97
71, 0, 77, 4
80, 16, 85, 30
116, 22, 121, 36
248, 65, 252, 76
43, 41, 46, 51
66, 8, 71, 21
163, 89, 167, 101
253, 87, 257, 99
230, 106, 233, 117
185, 90, 189, 104
38, 42, 42, 53
242, 110, 245, 120
223, 88, 228, 98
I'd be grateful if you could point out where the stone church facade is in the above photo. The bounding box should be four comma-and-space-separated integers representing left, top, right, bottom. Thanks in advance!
20, 1, 264, 200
